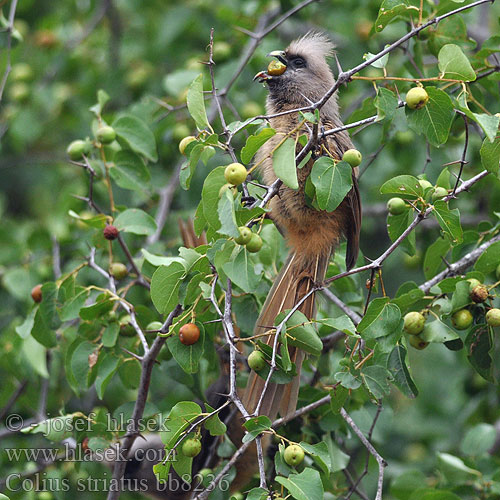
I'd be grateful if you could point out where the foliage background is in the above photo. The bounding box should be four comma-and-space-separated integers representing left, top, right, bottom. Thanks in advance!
1, 0, 500, 499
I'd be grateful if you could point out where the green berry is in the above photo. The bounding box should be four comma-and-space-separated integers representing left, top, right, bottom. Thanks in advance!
96, 125, 116, 144
467, 279, 481, 292
283, 444, 305, 467
248, 350, 266, 371
387, 197, 406, 215
451, 309, 473, 330
181, 438, 201, 457
342, 149, 362, 168
235, 226, 252, 245
486, 308, 500, 327
432, 186, 448, 201
224, 163, 247, 186
218, 183, 237, 199
403, 311, 426, 335
110, 262, 128, 280
406, 87, 429, 110
245, 233, 263, 253
146, 321, 163, 332
179, 136, 196, 155
67, 140, 90, 161
418, 179, 433, 191
408, 334, 429, 350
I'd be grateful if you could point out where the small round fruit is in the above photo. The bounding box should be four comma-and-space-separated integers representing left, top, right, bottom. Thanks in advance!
470, 284, 488, 303
408, 334, 429, 350
67, 140, 89, 160
179, 323, 200, 345
283, 444, 305, 467
452, 309, 473, 330
31, 284, 43, 303
387, 197, 406, 215
245, 233, 263, 253
119, 315, 135, 336
224, 163, 247, 186
342, 149, 362, 167
218, 183, 237, 199
248, 350, 266, 371
110, 262, 128, 280
241, 101, 262, 119
172, 123, 191, 142
231, 493, 244, 500
146, 321, 163, 332
179, 136, 196, 155
81, 437, 90, 454
418, 179, 433, 191
103, 225, 119, 240
182, 438, 201, 458
235, 226, 252, 245
406, 87, 429, 110
11, 63, 34, 82
467, 278, 481, 291
267, 60, 287, 76
432, 187, 448, 201
403, 311, 426, 335
486, 308, 500, 327
8, 82, 30, 102
96, 125, 116, 144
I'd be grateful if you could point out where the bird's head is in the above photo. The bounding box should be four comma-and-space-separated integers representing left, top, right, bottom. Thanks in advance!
254, 32, 336, 107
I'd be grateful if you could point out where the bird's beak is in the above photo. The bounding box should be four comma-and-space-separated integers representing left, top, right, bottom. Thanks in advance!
253, 50, 288, 83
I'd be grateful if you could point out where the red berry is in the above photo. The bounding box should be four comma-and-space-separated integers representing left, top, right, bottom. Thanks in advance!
103, 225, 119, 240
179, 323, 200, 345
31, 284, 43, 303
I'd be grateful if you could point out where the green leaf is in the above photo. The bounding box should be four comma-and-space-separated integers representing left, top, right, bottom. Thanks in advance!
90, 89, 110, 117
334, 371, 361, 390
300, 441, 332, 474
95, 354, 120, 399
15, 307, 36, 339
480, 135, 500, 176
461, 423, 496, 456
200, 166, 226, 232
150, 262, 185, 314
364, 47, 390, 69
406, 87, 454, 146
376, 87, 398, 121
433, 201, 463, 244
438, 44, 476, 81
60, 287, 90, 321
23, 335, 49, 378
142, 249, 185, 268
283, 310, 323, 356
242, 415, 272, 443
245, 488, 268, 500
424, 237, 451, 279
408, 490, 462, 500
110, 150, 151, 191
310, 157, 353, 212
102, 323, 119, 347
79, 293, 114, 320
161, 401, 202, 449
276, 468, 324, 500
361, 365, 392, 399
375, 0, 412, 32
241, 128, 276, 164
465, 325, 493, 381
330, 384, 349, 413
390, 469, 427, 500
380, 174, 423, 199
475, 240, 500, 274
22, 413, 84, 442
172, 451, 194, 484
317, 315, 357, 336
153, 462, 171, 483
420, 319, 460, 343
428, 16, 476, 56
388, 345, 418, 398
387, 209, 416, 256
32, 308, 57, 348
455, 93, 500, 142
217, 189, 240, 238
114, 208, 157, 236
70, 341, 97, 389
437, 452, 481, 484
113, 114, 158, 162
187, 74, 209, 131
167, 323, 205, 374
358, 299, 402, 340
450, 280, 471, 313
39, 282, 60, 330
68, 210, 107, 228
222, 246, 261, 294
273, 137, 298, 189
204, 403, 227, 436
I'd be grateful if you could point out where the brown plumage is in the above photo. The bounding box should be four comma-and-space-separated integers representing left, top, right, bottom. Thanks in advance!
230, 32, 361, 489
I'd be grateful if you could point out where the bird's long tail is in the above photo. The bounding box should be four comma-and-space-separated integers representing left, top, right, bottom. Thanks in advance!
229, 249, 329, 489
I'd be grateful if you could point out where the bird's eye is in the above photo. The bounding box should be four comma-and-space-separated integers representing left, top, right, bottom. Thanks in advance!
290, 56, 306, 69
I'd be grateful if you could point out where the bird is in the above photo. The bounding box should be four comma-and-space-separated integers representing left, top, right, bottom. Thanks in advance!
229, 32, 361, 488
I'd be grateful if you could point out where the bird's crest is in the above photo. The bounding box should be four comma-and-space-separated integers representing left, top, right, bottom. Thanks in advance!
286, 32, 334, 60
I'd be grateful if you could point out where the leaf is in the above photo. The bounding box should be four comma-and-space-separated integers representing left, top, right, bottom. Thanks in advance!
79, 293, 114, 320
424, 237, 451, 279
22, 413, 84, 442
433, 200, 463, 244
95, 354, 120, 399
361, 365, 392, 399
335, 371, 361, 390
114, 208, 157, 236
242, 416, 272, 443
110, 150, 151, 191
141, 249, 185, 268
428, 16, 476, 56
167, 323, 205, 374
187, 74, 209, 131
15, 307, 36, 339
380, 174, 423, 199
276, 468, 324, 500
310, 157, 353, 212
475, 240, 500, 274
364, 47, 390, 69
113, 114, 158, 162
204, 403, 227, 436
420, 319, 460, 343
330, 384, 349, 413
455, 93, 500, 142
39, 282, 60, 330
161, 401, 202, 449
390, 469, 427, 500
60, 287, 90, 321
217, 189, 240, 238
273, 137, 298, 189
358, 299, 402, 340
22, 335, 48, 378
376, 87, 398, 121
406, 87, 454, 146
172, 451, 193, 484
222, 246, 261, 294
437, 452, 481, 484
90, 89, 110, 117
200, 166, 227, 232
300, 441, 332, 474
317, 315, 357, 335
31, 308, 57, 348
284, 310, 323, 356
461, 423, 496, 456
375, 0, 412, 32
150, 262, 185, 314
480, 135, 500, 176
70, 341, 97, 389
241, 128, 276, 164
465, 325, 493, 381
438, 44, 476, 81
246, 488, 268, 500
388, 345, 418, 398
